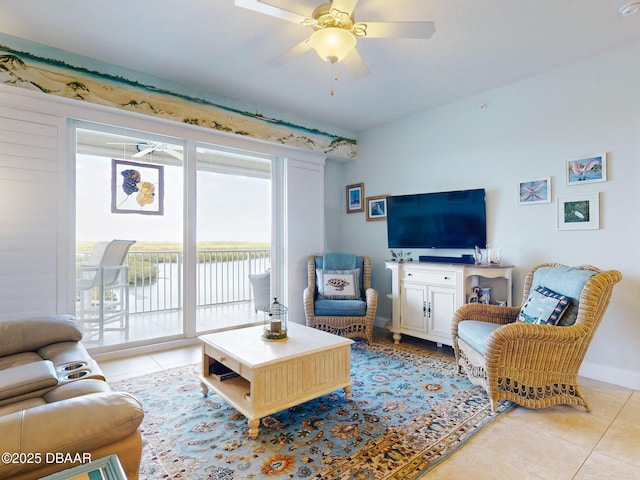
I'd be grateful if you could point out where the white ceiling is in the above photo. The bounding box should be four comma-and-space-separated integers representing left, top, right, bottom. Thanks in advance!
1, 0, 640, 133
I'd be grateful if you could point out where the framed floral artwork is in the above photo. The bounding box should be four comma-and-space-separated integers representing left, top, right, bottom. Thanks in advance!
518, 177, 551, 205
111, 159, 164, 215
346, 183, 364, 213
366, 195, 388, 221
557, 192, 599, 230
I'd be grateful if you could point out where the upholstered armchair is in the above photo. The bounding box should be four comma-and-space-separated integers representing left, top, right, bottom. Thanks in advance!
304, 254, 378, 344
452, 263, 621, 412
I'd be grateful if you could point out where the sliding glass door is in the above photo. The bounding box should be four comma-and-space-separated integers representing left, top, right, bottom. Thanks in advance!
75, 126, 185, 346
195, 145, 272, 333
73, 122, 277, 349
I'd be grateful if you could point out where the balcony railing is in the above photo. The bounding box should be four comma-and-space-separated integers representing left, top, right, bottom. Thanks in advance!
123, 249, 270, 314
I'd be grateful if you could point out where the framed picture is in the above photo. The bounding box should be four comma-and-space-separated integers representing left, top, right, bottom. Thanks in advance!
366, 195, 388, 221
518, 177, 551, 205
346, 183, 364, 213
111, 159, 164, 215
40, 454, 127, 479
566, 153, 607, 185
557, 192, 600, 230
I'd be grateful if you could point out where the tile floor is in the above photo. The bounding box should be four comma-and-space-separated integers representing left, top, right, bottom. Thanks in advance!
99, 329, 640, 480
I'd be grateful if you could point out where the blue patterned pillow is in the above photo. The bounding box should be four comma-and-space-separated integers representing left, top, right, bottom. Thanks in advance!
518, 286, 571, 325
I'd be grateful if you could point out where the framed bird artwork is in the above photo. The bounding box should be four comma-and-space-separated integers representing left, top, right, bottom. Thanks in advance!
518, 177, 551, 205
557, 192, 600, 230
566, 153, 607, 185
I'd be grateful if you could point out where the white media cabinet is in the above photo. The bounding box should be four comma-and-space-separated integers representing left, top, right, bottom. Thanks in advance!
385, 261, 514, 346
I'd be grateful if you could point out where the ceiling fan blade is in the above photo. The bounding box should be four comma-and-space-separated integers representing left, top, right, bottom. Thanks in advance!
267, 37, 313, 66
166, 149, 184, 161
234, 0, 309, 25
133, 147, 155, 158
355, 21, 436, 39
330, 0, 359, 18
342, 48, 369, 78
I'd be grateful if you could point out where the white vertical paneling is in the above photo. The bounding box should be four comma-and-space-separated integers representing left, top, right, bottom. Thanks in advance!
0, 105, 63, 318
285, 157, 325, 324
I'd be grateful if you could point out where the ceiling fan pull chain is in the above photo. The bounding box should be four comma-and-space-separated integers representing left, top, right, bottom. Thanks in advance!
330, 62, 337, 97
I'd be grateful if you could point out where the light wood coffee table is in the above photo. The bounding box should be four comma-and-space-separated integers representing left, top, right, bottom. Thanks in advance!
199, 322, 353, 438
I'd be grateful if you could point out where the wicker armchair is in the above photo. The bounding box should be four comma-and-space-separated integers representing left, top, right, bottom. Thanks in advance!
304, 255, 378, 344
452, 263, 621, 412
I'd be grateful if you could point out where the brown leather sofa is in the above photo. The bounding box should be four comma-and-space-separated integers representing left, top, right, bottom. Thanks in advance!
0, 315, 144, 480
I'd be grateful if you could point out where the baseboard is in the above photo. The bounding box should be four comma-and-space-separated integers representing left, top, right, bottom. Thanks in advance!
579, 361, 640, 391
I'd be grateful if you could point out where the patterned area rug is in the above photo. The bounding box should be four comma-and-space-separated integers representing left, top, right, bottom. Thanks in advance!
112, 341, 512, 479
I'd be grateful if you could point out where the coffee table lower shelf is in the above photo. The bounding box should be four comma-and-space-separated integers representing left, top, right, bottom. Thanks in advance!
199, 324, 353, 439
199, 373, 260, 434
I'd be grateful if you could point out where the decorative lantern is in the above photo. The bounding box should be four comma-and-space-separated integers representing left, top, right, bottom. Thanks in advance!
262, 297, 288, 341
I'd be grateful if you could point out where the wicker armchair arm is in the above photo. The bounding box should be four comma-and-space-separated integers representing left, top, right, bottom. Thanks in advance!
454, 304, 520, 324
488, 322, 589, 348
452, 303, 519, 341
365, 287, 378, 308
483, 322, 590, 386
303, 287, 314, 318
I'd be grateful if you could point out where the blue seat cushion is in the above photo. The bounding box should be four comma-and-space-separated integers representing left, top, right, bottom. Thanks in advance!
458, 320, 503, 355
314, 299, 367, 317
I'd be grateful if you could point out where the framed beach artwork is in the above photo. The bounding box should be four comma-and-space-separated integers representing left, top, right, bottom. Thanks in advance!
557, 192, 600, 230
346, 183, 364, 213
566, 153, 607, 185
111, 159, 164, 215
518, 177, 551, 205
366, 195, 388, 221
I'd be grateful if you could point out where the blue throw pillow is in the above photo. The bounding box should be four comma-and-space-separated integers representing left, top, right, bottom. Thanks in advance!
518, 286, 571, 326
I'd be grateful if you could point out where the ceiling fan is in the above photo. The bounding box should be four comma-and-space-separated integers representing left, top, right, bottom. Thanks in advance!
234, 0, 436, 78
107, 141, 183, 160
133, 142, 183, 160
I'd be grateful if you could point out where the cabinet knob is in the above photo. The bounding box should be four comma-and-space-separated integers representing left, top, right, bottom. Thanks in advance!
219, 356, 226, 362
408, 273, 413, 276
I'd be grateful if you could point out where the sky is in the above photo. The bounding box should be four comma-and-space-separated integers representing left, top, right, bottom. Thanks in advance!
76, 154, 270, 243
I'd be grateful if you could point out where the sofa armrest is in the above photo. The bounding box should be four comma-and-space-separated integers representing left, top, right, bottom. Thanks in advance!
0, 361, 58, 402
0, 316, 82, 357
0, 391, 144, 479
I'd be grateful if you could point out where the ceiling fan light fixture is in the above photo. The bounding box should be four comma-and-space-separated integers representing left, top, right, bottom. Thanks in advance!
310, 27, 356, 63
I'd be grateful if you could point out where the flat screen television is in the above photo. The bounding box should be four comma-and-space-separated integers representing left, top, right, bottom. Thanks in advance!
386, 188, 487, 249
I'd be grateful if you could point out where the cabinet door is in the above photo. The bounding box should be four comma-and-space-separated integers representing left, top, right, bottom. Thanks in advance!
427, 285, 456, 342
400, 283, 428, 333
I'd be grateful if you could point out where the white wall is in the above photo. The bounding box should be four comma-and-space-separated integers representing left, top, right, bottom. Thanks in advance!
328, 42, 640, 389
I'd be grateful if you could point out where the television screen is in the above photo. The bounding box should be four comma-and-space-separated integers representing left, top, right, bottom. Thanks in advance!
386, 189, 487, 249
